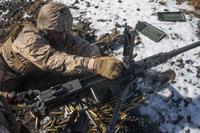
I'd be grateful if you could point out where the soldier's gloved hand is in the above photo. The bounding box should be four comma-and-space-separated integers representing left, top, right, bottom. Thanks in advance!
89, 57, 123, 80
13, 92, 33, 104
0, 91, 32, 104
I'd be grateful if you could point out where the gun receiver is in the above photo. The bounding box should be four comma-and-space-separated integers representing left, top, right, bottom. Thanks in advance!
29, 75, 106, 116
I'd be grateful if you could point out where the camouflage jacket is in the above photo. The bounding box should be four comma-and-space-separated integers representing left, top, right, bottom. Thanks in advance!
0, 24, 100, 82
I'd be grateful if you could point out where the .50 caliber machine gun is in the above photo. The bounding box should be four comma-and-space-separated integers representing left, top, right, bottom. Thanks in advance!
21, 24, 200, 133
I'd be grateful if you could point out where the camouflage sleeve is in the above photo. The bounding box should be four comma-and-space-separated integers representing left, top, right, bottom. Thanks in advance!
13, 32, 95, 75
64, 34, 101, 57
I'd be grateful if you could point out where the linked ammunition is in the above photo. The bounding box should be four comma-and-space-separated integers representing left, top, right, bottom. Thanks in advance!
42, 119, 52, 129
50, 111, 64, 115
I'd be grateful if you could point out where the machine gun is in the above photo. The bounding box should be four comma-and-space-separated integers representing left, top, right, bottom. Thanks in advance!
21, 24, 200, 132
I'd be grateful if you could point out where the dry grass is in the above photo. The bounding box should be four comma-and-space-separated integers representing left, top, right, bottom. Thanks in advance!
190, 0, 200, 10
176, 0, 200, 10
176, 0, 185, 5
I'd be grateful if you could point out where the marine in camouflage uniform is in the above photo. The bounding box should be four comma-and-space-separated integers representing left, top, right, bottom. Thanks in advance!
0, 2, 123, 99
0, 2, 123, 132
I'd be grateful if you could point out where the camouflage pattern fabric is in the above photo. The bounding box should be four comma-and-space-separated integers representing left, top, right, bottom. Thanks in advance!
1, 24, 100, 82
37, 2, 73, 32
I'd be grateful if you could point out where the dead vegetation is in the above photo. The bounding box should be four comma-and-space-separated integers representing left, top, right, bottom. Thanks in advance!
176, 0, 200, 10
190, 0, 200, 10
0, 0, 48, 43
176, 0, 200, 38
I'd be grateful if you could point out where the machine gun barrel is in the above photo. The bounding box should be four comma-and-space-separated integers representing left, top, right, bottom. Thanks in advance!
136, 41, 200, 69
167, 41, 200, 58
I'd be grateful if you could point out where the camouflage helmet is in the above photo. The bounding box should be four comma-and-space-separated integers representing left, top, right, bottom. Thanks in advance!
37, 2, 73, 32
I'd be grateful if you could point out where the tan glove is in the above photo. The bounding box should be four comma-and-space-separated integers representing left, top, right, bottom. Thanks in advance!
89, 57, 123, 80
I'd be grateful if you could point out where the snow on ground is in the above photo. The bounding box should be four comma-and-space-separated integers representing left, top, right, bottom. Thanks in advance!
56, 0, 200, 132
